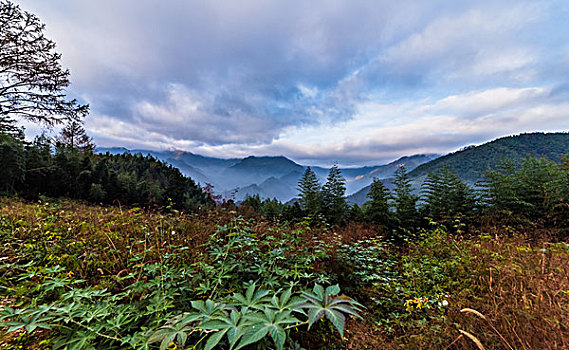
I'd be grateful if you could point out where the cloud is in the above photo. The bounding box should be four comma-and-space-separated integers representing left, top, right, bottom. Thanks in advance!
14, 0, 569, 165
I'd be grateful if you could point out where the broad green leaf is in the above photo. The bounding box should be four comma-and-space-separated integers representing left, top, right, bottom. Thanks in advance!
324, 309, 346, 337
269, 325, 287, 350
325, 284, 340, 296
205, 328, 228, 350
235, 324, 269, 350
312, 284, 324, 299
307, 309, 325, 329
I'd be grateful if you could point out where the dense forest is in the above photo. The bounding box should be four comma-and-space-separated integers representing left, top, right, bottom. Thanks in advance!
410, 132, 569, 182
1, 1, 569, 349
0, 131, 212, 211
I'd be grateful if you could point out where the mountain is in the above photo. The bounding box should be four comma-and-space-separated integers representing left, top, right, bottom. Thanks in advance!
220, 156, 305, 190
409, 132, 569, 182
96, 147, 435, 202
342, 154, 438, 193
347, 132, 569, 205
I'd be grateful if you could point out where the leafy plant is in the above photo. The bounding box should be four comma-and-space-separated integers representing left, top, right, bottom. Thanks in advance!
149, 283, 362, 350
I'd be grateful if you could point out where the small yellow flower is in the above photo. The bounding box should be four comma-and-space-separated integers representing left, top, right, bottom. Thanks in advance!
67, 271, 74, 277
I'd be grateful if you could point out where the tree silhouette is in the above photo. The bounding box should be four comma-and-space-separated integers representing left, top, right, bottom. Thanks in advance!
57, 120, 94, 152
364, 177, 392, 228
0, 1, 88, 128
393, 165, 418, 231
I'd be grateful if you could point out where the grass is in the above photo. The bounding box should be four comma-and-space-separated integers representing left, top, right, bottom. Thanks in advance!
0, 198, 568, 349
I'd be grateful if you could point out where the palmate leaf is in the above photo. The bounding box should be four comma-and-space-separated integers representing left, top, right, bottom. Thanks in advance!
199, 310, 249, 350
147, 314, 196, 350
270, 288, 305, 312
232, 283, 270, 310
236, 307, 300, 350
4, 313, 53, 333
301, 284, 364, 338
234, 323, 269, 350
324, 309, 345, 338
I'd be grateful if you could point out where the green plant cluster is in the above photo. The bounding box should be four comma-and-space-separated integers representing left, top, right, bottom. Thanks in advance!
334, 222, 470, 334
0, 203, 363, 349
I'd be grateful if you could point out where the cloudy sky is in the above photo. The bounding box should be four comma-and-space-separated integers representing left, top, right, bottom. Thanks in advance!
16, 0, 569, 166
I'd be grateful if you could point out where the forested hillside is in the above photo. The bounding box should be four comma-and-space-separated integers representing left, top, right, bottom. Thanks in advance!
410, 132, 569, 181
0, 133, 212, 211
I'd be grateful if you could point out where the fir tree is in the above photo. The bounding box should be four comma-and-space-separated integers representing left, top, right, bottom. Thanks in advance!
297, 166, 322, 216
363, 177, 392, 228
322, 165, 347, 224
421, 166, 476, 222
393, 165, 418, 231
57, 121, 94, 152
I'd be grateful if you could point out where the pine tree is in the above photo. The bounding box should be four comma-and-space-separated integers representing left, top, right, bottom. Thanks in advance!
392, 165, 418, 230
322, 165, 347, 224
297, 167, 322, 216
363, 177, 392, 228
57, 121, 94, 152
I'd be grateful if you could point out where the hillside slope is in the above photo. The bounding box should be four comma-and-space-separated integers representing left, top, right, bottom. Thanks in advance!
410, 132, 569, 182
348, 132, 569, 205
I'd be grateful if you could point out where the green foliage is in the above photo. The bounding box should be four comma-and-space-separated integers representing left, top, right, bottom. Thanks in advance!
0, 206, 362, 350
302, 284, 364, 338
0, 131, 212, 211
297, 167, 322, 216
321, 165, 348, 225
148, 282, 361, 350
421, 166, 476, 224
193, 216, 331, 297
411, 132, 569, 182
392, 165, 418, 235
363, 177, 392, 228
480, 156, 569, 220
240, 195, 297, 221
0, 133, 25, 193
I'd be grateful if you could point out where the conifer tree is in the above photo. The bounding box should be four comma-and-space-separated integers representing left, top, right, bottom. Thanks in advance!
322, 165, 347, 224
1, 1, 88, 127
392, 165, 418, 230
297, 166, 322, 216
363, 177, 392, 228
57, 121, 94, 152
0, 132, 25, 193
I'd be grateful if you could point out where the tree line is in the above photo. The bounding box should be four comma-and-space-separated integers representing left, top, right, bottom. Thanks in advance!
0, 129, 212, 211
241, 156, 569, 238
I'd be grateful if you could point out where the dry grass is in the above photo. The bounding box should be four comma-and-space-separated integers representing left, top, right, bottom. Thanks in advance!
1, 198, 568, 349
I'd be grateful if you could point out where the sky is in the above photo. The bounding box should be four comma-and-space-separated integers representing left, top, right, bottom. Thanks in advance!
15, 0, 569, 166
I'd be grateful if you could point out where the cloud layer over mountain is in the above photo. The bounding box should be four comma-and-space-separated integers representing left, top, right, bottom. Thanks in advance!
18, 0, 569, 165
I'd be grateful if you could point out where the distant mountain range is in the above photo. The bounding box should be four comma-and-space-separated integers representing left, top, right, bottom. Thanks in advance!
347, 132, 569, 205
98, 132, 569, 205
96, 147, 438, 202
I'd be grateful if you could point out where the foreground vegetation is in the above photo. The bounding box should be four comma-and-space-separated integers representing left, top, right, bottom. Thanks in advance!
1, 199, 567, 349
2, 2, 568, 347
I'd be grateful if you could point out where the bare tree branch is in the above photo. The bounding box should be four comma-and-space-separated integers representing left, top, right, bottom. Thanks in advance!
0, 0, 88, 131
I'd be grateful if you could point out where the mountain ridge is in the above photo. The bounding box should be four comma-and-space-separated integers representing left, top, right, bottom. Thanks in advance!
96, 147, 437, 202
347, 132, 569, 205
